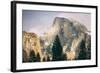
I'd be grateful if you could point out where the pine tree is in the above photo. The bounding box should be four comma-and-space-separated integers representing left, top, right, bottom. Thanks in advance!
52, 35, 62, 61
78, 40, 87, 60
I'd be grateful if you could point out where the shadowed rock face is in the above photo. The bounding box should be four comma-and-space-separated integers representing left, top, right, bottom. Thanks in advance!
53, 17, 76, 46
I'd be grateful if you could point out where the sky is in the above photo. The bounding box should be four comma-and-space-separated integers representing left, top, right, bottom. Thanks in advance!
22, 10, 91, 36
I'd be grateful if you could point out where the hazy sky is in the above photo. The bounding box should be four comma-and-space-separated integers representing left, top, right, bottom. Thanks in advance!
22, 10, 91, 36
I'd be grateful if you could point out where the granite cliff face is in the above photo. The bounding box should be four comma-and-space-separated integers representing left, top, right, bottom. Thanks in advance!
52, 17, 90, 47
54, 17, 90, 60
22, 31, 42, 62
43, 17, 91, 60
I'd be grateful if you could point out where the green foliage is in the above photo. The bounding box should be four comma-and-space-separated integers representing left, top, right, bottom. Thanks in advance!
52, 35, 63, 61
78, 40, 87, 60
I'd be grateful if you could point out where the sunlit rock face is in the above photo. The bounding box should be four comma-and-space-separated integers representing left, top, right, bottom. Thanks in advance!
22, 31, 53, 62
22, 31, 42, 62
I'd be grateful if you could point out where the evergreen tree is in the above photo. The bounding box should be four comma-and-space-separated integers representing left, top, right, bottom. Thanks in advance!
52, 35, 62, 61
78, 40, 87, 60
